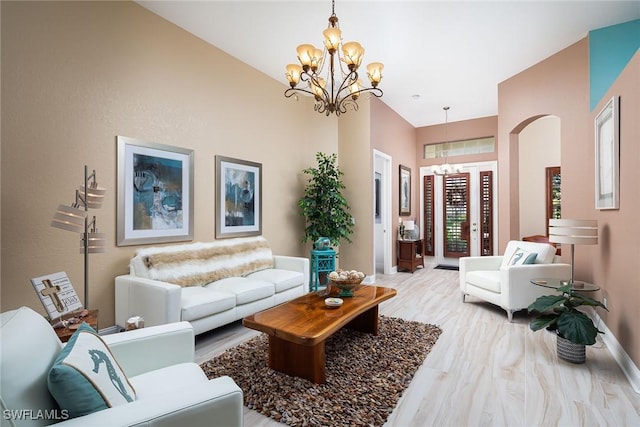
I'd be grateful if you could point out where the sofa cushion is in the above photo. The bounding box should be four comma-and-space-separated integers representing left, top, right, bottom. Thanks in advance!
181, 287, 237, 322
48, 323, 136, 418
246, 268, 305, 293
206, 277, 274, 305
466, 270, 501, 293
130, 236, 275, 287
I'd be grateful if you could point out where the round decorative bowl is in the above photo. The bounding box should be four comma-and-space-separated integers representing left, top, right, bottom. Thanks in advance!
330, 278, 363, 297
325, 297, 343, 308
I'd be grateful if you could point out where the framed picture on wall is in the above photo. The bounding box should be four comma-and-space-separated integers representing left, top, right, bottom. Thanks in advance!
117, 136, 194, 246
399, 165, 411, 216
594, 96, 619, 210
215, 156, 262, 238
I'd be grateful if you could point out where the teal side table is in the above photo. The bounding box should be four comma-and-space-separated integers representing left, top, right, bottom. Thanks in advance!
310, 249, 336, 292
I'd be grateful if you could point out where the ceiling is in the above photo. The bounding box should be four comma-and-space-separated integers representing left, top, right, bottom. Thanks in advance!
137, 1, 639, 127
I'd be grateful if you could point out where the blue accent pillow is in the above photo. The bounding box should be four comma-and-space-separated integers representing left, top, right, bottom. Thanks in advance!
47, 323, 136, 418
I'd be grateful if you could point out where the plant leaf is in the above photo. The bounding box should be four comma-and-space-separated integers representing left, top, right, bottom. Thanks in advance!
557, 311, 598, 345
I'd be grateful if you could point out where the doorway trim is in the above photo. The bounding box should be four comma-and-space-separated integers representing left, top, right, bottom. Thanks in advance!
373, 149, 393, 277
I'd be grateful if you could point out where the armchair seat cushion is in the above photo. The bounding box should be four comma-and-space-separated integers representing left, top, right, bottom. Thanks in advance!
129, 362, 207, 399
181, 287, 236, 322
206, 277, 274, 305
465, 270, 501, 293
246, 268, 305, 293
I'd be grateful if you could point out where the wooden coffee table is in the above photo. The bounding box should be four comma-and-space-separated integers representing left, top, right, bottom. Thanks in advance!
242, 284, 396, 384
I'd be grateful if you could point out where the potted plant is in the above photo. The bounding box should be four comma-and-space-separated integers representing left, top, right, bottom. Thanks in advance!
298, 152, 354, 247
528, 283, 608, 363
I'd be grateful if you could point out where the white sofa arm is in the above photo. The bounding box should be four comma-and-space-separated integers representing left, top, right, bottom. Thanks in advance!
56, 376, 243, 427
102, 321, 195, 377
501, 263, 571, 309
459, 255, 503, 291
274, 255, 310, 292
115, 275, 182, 329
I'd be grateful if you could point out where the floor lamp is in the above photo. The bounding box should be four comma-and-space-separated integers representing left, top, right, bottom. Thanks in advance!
51, 165, 106, 309
548, 219, 598, 290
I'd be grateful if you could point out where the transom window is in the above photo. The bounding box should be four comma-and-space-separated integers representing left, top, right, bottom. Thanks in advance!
423, 137, 495, 159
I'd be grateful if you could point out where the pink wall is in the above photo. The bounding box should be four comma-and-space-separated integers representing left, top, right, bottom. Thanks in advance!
416, 116, 498, 169
370, 99, 416, 263
499, 37, 640, 366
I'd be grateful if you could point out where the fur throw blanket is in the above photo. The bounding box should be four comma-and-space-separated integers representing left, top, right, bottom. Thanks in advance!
131, 236, 275, 287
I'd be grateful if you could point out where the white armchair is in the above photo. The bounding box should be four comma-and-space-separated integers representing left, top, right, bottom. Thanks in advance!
460, 240, 571, 322
1, 306, 243, 427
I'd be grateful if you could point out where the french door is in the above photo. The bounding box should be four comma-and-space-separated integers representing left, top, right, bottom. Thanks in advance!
421, 162, 497, 266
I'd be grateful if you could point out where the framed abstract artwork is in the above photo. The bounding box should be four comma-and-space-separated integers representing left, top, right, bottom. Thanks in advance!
215, 156, 262, 238
594, 96, 619, 210
117, 136, 194, 246
399, 165, 411, 216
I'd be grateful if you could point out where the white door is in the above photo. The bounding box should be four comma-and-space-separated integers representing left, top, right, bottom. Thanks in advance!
373, 150, 392, 275
420, 161, 498, 266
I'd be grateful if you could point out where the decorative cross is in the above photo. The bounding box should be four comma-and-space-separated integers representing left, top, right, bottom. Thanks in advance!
40, 279, 65, 313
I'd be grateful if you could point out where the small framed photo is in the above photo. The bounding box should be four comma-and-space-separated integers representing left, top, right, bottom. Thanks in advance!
594, 96, 620, 210
117, 136, 194, 246
399, 165, 411, 216
215, 156, 262, 238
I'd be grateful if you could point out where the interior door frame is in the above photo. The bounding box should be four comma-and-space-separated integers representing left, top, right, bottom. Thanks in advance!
373, 149, 393, 276
420, 161, 498, 266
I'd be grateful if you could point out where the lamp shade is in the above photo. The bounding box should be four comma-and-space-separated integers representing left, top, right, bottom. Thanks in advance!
81, 232, 106, 254
548, 219, 598, 245
51, 205, 87, 233
79, 184, 106, 209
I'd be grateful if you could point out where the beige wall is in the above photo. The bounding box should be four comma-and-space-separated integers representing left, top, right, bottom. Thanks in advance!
1, 1, 338, 326
499, 36, 640, 367
518, 116, 561, 237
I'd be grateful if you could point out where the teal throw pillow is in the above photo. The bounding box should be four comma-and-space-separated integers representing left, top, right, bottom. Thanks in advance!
48, 323, 136, 418
508, 247, 537, 266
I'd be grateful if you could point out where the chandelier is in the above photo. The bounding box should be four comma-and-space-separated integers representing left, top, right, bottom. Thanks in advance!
432, 106, 463, 176
284, 0, 384, 116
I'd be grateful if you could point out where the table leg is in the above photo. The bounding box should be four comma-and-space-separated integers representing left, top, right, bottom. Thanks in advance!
346, 305, 380, 335
268, 335, 326, 384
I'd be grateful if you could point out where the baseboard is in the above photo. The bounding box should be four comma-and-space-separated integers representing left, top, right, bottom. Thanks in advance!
98, 325, 120, 336
591, 309, 640, 394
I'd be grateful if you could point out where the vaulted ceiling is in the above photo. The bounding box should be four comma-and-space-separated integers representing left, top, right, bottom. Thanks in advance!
137, 1, 640, 127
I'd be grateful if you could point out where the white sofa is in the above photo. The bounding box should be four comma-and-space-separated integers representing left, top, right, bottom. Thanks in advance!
460, 240, 571, 321
115, 236, 309, 335
1, 306, 243, 427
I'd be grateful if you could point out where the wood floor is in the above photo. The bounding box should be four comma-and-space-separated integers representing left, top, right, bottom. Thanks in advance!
194, 264, 640, 427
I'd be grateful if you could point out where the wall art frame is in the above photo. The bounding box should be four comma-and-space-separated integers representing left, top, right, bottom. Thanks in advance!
215, 155, 262, 238
117, 136, 194, 246
399, 164, 411, 216
594, 95, 620, 210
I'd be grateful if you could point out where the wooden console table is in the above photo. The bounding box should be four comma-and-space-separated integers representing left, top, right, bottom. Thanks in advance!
397, 239, 424, 273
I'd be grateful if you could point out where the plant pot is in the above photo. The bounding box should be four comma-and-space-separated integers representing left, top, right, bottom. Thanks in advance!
557, 334, 586, 364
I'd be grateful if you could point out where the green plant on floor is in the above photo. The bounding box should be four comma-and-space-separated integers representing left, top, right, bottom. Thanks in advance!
298, 152, 353, 247
528, 283, 607, 345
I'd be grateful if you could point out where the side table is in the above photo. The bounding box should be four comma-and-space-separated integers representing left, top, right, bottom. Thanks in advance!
50, 309, 99, 342
310, 249, 336, 292
397, 239, 424, 273
530, 278, 599, 292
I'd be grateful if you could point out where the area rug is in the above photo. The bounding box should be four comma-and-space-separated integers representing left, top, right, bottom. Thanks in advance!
200, 316, 442, 426
435, 264, 459, 271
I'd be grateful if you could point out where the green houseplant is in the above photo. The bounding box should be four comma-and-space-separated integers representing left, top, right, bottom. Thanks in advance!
298, 152, 354, 247
528, 283, 607, 363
